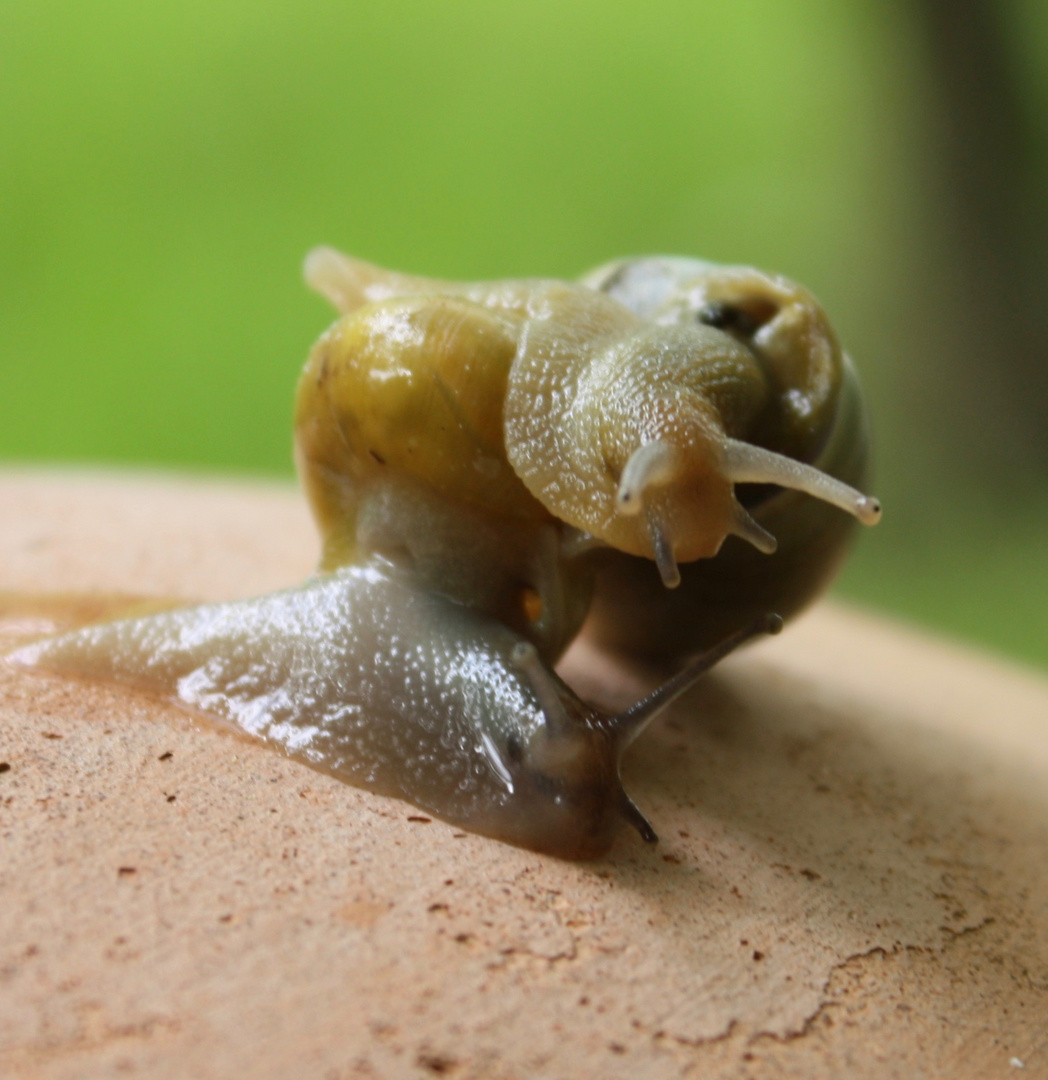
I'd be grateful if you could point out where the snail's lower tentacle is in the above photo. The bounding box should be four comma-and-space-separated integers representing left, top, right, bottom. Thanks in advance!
731, 502, 778, 555
646, 509, 681, 589
618, 791, 658, 844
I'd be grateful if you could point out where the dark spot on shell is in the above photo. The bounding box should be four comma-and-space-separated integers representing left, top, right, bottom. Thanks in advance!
368, 448, 387, 465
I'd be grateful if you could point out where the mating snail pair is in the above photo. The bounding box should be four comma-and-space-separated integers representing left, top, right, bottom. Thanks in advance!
11, 249, 880, 859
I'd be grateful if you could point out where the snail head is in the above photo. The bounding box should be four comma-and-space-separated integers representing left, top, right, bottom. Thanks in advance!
584, 267, 881, 588
507, 613, 783, 857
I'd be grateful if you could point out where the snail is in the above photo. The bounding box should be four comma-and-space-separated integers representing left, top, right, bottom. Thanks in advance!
11, 564, 783, 859
7, 249, 880, 858
578, 256, 879, 660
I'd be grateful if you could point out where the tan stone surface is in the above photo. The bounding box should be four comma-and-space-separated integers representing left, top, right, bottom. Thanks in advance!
0, 468, 1046, 1079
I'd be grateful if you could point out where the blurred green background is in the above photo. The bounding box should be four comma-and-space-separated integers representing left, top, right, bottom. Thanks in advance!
2, 0, 1047, 669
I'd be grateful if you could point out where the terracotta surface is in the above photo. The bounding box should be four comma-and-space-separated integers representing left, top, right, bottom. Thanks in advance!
1, 469, 1046, 1079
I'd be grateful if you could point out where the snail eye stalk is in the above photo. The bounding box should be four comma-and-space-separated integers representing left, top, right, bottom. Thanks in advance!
722, 439, 882, 526
511, 641, 573, 738
609, 613, 784, 751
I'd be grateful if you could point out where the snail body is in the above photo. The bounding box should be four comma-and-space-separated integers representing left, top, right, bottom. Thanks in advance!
11, 558, 779, 858
7, 249, 880, 857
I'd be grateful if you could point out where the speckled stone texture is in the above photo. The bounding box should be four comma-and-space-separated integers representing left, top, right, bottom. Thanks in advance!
1, 469, 1046, 1079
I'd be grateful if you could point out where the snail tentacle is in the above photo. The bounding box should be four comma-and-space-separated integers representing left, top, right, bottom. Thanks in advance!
646, 508, 681, 588
616, 440, 680, 515
510, 641, 574, 738
731, 503, 779, 555
721, 438, 882, 525
618, 791, 659, 844
608, 613, 784, 751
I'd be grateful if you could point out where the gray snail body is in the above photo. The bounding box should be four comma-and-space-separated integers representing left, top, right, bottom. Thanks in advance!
8, 250, 880, 858
11, 559, 779, 858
